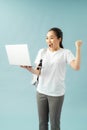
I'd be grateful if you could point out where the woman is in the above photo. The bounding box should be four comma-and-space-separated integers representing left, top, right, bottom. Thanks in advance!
21, 27, 82, 130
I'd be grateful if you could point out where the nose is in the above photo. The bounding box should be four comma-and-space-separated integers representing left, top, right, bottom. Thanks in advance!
46, 38, 51, 43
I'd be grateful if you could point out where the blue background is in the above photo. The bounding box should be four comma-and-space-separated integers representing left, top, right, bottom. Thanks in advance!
0, 0, 87, 130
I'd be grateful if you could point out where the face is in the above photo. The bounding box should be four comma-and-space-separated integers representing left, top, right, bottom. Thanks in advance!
46, 31, 61, 51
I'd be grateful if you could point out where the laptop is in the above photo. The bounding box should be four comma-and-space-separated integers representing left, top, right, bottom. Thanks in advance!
5, 44, 31, 66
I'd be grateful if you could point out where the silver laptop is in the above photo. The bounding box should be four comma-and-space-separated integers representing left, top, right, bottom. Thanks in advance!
5, 44, 31, 66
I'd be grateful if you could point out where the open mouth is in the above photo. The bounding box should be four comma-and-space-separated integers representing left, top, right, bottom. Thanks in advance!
49, 44, 53, 48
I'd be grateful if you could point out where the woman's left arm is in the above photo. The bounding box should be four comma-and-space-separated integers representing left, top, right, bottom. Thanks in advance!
70, 40, 83, 70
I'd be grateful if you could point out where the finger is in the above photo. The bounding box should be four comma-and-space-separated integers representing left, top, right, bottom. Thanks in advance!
20, 65, 27, 68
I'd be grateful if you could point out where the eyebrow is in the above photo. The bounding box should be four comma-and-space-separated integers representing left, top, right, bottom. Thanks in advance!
46, 35, 55, 37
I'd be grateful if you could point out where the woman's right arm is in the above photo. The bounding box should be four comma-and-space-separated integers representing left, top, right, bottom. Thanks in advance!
20, 66, 41, 76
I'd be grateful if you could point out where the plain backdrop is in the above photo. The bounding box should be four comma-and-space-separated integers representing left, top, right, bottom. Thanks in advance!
0, 0, 87, 130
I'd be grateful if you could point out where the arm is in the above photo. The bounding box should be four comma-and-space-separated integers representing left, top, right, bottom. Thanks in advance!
20, 66, 41, 76
70, 40, 82, 70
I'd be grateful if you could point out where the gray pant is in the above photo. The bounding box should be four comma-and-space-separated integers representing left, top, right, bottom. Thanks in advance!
36, 92, 64, 130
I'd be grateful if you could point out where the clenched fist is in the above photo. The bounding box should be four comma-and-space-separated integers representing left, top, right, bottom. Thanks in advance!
75, 40, 82, 48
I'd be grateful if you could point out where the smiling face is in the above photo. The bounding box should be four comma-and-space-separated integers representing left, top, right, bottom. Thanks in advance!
46, 30, 61, 51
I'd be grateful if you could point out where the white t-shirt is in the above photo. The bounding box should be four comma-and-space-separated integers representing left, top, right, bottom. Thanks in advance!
35, 48, 75, 96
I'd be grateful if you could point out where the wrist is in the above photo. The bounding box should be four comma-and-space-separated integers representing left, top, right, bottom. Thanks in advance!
76, 46, 81, 50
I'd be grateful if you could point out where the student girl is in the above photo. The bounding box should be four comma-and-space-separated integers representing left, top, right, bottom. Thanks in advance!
21, 27, 82, 130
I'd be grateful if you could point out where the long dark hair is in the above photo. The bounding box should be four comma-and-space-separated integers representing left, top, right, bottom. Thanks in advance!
49, 27, 64, 48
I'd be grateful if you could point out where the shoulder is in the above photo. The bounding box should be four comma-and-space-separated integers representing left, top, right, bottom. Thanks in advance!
59, 49, 74, 59
38, 48, 47, 54
61, 48, 72, 54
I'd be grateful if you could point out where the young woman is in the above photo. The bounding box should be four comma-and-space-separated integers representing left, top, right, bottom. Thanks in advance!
21, 27, 82, 130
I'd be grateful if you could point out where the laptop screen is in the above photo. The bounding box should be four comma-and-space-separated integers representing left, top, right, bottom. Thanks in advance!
5, 44, 31, 66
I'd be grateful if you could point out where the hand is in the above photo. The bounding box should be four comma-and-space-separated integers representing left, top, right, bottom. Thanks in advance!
75, 40, 82, 48
20, 65, 32, 71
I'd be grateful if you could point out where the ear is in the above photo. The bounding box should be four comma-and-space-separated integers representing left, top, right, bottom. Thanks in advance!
58, 37, 62, 43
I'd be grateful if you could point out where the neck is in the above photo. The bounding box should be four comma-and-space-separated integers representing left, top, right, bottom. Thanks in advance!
49, 46, 61, 52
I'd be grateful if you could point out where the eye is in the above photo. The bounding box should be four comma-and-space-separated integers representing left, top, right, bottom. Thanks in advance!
50, 37, 54, 40
46, 37, 48, 40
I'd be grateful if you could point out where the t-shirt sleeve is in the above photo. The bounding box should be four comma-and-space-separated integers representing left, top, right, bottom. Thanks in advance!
65, 49, 76, 64
34, 49, 44, 66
